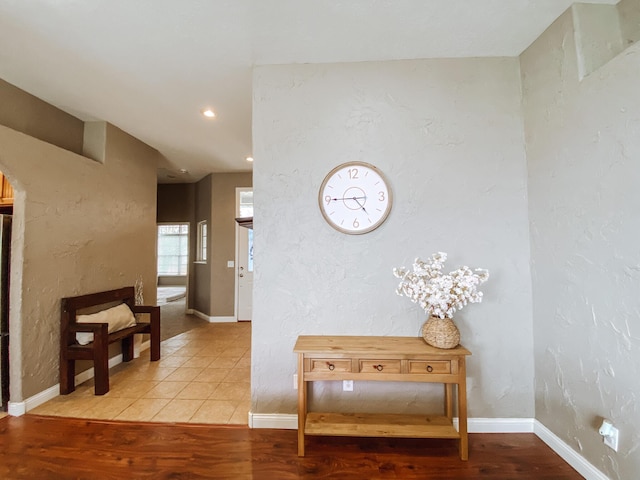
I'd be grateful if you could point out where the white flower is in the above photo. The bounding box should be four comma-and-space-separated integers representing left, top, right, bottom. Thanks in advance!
393, 252, 489, 319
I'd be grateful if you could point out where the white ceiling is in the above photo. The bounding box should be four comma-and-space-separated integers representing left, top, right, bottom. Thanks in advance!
0, 0, 619, 183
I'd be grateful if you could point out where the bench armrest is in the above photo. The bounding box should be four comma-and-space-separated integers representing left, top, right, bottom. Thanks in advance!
130, 305, 160, 324
130, 305, 160, 314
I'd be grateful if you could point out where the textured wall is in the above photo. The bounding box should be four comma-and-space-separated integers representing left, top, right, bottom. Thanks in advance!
521, 8, 640, 479
0, 122, 158, 401
252, 58, 533, 416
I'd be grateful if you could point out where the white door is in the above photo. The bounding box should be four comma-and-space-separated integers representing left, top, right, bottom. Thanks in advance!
236, 188, 253, 321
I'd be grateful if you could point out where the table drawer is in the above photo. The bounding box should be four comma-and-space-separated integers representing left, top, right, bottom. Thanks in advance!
309, 359, 352, 373
408, 360, 451, 375
359, 359, 401, 374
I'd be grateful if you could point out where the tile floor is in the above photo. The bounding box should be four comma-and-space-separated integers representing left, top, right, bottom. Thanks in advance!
30, 322, 251, 425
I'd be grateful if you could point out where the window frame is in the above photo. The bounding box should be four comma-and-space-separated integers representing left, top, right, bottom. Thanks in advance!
196, 220, 207, 263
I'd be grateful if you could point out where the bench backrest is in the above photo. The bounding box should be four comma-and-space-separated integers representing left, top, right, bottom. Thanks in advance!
61, 287, 136, 346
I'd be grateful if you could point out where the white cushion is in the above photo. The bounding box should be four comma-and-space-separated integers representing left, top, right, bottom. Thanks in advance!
75, 303, 137, 345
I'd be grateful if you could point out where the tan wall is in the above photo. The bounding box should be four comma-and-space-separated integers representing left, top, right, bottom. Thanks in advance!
0, 121, 158, 401
157, 183, 196, 224
0, 78, 84, 154
193, 175, 212, 315
211, 172, 252, 317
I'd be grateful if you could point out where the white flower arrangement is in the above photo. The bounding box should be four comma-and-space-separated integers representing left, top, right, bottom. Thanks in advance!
393, 252, 489, 319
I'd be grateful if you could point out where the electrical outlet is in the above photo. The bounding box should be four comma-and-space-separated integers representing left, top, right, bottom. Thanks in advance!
343, 380, 353, 391
293, 374, 298, 390
604, 425, 619, 452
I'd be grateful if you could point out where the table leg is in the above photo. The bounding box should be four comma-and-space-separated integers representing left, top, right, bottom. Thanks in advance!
458, 356, 468, 460
297, 353, 306, 456
444, 383, 453, 420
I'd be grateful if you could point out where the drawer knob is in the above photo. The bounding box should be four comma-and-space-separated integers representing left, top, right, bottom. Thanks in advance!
426, 365, 434, 373
375, 364, 384, 371
327, 363, 335, 371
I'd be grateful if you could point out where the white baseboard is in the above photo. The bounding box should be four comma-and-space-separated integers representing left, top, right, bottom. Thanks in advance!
464, 417, 534, 433
534, 420, 609, 480
7, 400, 25, 416
209, 316, 236, 323
191, 310, 236, 323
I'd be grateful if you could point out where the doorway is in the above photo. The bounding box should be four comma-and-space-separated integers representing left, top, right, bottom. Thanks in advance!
156, 223, 192, 338
235, 188, 253, 321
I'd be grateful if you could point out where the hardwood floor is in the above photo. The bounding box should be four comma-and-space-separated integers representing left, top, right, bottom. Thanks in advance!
0, 415, 582, 479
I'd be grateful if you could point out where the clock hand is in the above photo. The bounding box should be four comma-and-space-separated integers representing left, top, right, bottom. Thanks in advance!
353, 197, 369, 215
330, 196, 367, 201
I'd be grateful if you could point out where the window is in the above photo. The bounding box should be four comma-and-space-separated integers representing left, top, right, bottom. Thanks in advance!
239, 190, 253, 217
237, 189, 253, 272
157, 224, 189, 275
197, 221, 207, 262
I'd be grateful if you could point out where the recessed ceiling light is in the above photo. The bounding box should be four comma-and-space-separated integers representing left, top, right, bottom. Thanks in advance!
246, 156, 254, 162
179, 168, 188, 174
201, 108, 215, 118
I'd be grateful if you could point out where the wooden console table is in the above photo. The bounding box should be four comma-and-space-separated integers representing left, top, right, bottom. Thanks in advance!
294, 335, 471, 459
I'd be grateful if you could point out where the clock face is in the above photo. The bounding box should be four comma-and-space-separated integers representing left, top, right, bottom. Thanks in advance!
318, 161, 392, 234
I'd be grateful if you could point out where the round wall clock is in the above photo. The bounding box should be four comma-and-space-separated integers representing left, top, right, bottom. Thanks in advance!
318, 161, 393, 234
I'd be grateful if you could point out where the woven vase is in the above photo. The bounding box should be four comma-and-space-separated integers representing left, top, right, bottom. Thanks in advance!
421, 316, 460, 349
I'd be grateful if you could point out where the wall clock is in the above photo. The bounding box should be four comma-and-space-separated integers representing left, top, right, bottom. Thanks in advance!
318, 161, 393, 234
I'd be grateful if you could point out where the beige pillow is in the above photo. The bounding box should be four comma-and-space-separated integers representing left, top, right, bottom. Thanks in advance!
75, 303, 137, 345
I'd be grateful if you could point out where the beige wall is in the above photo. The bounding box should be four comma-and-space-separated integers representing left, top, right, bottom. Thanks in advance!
619, 0, 640, 45
211, 172, 252, 317
157, 183, 196, 224
193, 175, 212, 315
0, 85, 158, 401
0, 78, 84, 154
522, 6, 640, 479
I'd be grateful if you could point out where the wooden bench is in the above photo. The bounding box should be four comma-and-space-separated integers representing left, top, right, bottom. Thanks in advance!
60, 286, 161, 395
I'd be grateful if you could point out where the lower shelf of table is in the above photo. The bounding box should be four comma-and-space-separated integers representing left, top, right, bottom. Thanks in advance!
304, 412, 460, 439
